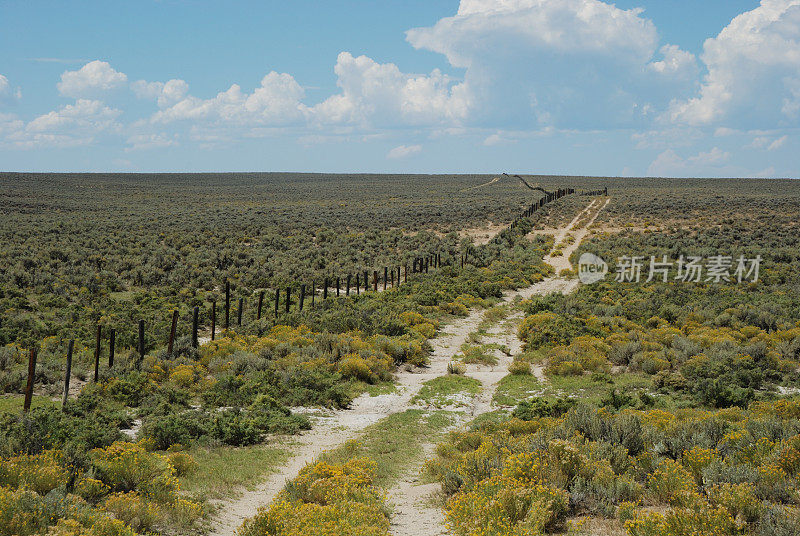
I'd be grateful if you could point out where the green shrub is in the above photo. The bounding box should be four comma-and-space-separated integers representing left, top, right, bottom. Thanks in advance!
513, 397, 576, 420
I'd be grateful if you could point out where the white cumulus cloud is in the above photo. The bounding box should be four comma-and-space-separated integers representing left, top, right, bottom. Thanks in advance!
152, 72, 306, 126
312, 52, 469, 127
8, 99, 122, 148
669, 0, 800, 127
132, 79, 190, 108
387, 144, 422, 159
406, 0, 698, 128
648, 146, 732, 176
0, 75, 10, 99
57, 61, 128, 98
0, 74, 22, 101
125, 133, 178, 152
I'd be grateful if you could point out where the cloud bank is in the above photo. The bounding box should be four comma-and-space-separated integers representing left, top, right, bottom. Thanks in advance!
1, 1, 798, 176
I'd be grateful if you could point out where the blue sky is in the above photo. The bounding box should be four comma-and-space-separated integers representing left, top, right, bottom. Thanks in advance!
1, 0, 798, 177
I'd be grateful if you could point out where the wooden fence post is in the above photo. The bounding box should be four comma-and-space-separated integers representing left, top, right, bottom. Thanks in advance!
211, 301, 216, 340
336, 277, 340, 297
384, 267, 388, 290
300, 284, 306, 310
404, 265, 407, 283
275, 289, 280, 314
390, 267, 395, 287
93, 324, 102, 382
373, 270, 378, 292
108, 329, 115, 368
237, 298, 243, 326
323, 278, 329, 300
137, 319, 145, 370
356, 274, 360, 294
168, 310, 178, 354
62, 339, 73, 409
225, 280, 230, 331
346, 274, 351, 296
311, 282, 315, 306
363, 271, 369, 292
192, 306, 199, 348
257, 291, 264, 320
285, 287, 291, 313
23, 348, 37, 413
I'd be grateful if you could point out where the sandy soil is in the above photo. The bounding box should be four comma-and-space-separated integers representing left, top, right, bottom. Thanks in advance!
459, 176, 501, 192
458, 222, 507, 245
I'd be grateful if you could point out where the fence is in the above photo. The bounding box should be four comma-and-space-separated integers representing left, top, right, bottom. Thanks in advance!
18, 184, 606, 413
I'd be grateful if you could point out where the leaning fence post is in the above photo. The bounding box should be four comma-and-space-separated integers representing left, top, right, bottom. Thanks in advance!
192, 306, 199, 348
108, 329, 115, 368
168, 310, 178, 354
300, 284, 306, 310
211, 301, 217, 341
356, 274, 360, 295
23, 348, 37, 413
311, 282, 315, 306
237, 298, 243, 326
137, 320, 145, 370
62, 339, 74, 409
93, 324, 102, 382
257, 291, 264, 320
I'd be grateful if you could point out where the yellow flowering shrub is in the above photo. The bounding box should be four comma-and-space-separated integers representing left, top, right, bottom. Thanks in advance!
0, 449, 69, 495
165, 451, 198, 478
545, 336, 611, 375
430, 403, 800, 536
409, 322, 437, 339
681, 446, 716, 485
649, 459, 698, 507
238, 458, 389, 536
104, 492, 160, 532
74, 477, 110, 502
446, 475, 569, 536
337, 355, 375, 383
625, 505, 737, 536
90, 441, 179, 502
707, 483, 762, 524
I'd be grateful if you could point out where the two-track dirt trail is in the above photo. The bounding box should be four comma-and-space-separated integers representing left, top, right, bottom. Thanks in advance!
209, 302, 486, 535
386, 196, 610, 536
209, 196, 609, 536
